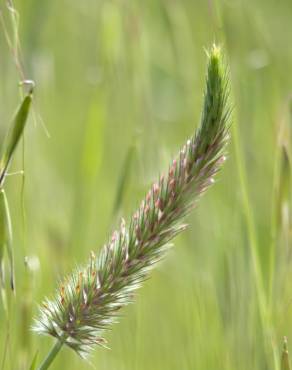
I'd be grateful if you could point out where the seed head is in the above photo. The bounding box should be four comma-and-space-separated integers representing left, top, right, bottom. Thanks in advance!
33, 45, 231, 357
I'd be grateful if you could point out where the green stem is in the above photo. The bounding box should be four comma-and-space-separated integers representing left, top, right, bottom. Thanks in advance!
232, 112, 279, 370
37, 339, 64, 370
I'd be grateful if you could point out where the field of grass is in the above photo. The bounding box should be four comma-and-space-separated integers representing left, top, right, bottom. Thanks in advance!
0, 0, 292, 369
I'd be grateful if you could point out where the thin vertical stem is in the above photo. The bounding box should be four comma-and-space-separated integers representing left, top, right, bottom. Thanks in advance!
37, 339, 64, 370
232, 118, 279, 370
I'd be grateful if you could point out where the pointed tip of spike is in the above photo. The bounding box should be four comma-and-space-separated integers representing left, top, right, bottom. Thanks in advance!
211, 43, 221, 57
210, 46, 223, 71
204, 44, 221, 60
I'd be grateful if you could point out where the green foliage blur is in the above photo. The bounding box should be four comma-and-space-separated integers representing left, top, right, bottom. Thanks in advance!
0, 0, 292, 369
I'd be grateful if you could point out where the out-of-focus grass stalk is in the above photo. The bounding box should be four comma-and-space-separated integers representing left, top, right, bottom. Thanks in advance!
281, 337, 291, 370
270, 143, 281, 302
0, 189, 13, 291
270, 100, 292, 370
231, 112, 279, 369
19, 260, 36, 370
112, 141, 136, 217
270, 144, 290, 301
6, 0, 25, 81
270, 99, 292, 301
276, 147, 290, 233
0, 4, 33, 369
214, 3, 270, 335
0, 89, 34, 369
0, 90, 33, 369
69, 96, 105, 253
213, 1, 278, 366
3, 4, 41, 368
0, 91, 33, 297
29, 351, 39, 370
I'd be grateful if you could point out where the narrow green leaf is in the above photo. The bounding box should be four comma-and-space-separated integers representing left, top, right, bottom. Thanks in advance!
0, 92, 33, 187
112, 142, 136, 216
0, 192, 5, 286
29, 351, 39, 370
0, 189, 14, 291
276, 147, 291, 232
282, 337, 291, 370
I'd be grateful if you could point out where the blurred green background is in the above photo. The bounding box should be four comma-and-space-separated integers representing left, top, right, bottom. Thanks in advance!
0, 0, 292, 369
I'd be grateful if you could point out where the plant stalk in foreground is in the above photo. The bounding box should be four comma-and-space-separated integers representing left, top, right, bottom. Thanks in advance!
0, 89, 33, 296
34, 45, 231, 368
282, 337, 291, 370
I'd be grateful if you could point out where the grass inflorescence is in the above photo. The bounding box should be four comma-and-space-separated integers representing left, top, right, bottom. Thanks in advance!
33, 45, 230, 360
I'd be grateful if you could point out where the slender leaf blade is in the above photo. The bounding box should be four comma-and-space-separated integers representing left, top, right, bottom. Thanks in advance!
0, 92, 33, 187
0, 189, 14, 291
29, 351, 39, 370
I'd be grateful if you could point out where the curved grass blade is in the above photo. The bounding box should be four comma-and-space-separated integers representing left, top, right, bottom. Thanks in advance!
277, 147, 291, 232
112, 142, 136, 217
29, 351, 39, 370
0, 90, 33, 188
0, 192, 5, 285
0, 189, 8, 307
0, 189, 14, 290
